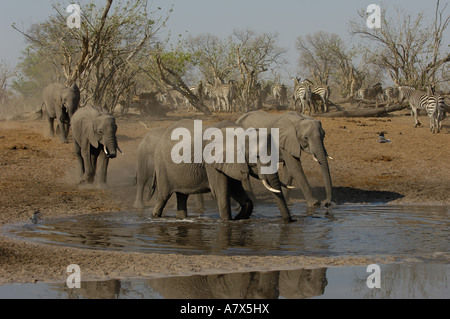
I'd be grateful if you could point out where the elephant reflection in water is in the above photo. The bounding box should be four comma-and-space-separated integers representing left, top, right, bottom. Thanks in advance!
147, 268, 327, 299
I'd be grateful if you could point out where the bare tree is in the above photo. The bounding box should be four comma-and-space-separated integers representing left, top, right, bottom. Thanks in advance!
232, 29, 287, 110
350, 1, 449, 90
149, 45, 212, 115
0, 60, 15, 106
13, 0, 169, 112
187, 34, 235, 84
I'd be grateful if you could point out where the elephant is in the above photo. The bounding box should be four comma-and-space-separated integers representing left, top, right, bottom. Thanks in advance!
71, 105, 122, 186
237, 110, 333, 207
133, 127, 205, 211
42, 82, 80, 143
150, 119, 294, 222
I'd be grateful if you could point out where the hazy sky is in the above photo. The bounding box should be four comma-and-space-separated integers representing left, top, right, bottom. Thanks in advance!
0, 0, 447, 79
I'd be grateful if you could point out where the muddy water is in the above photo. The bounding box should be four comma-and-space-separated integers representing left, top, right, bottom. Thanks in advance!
3, 204, 449, 259
0, 264, 448, 299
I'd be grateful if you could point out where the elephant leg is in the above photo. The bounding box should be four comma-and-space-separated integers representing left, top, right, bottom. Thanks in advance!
282, 173, 294, 206
230, 180, 253, 220
282, 149, 319, 207
134, 174, 149, 209
194, 194, 205, 213
47, 116, 55, 137
84, 148, 98, 184
242, 179, 257, 204
98, 152, 109, 186
74, 142, 85, 182
64, 122, 70, 140
176, 192, 189, 219
152, 191, 171, 218
211, 174, 232, 221
57, 118, 69, 143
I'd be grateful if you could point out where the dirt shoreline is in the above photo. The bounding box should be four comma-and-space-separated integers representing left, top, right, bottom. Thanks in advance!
0, 110, 449, 285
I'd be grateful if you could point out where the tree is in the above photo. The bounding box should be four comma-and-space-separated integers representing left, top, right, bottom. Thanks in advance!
232, 29, 287, 109
13, 0, 169, 112
295, 31, 382, 98
148, 44, 212, 115
187, 33, 235, 84
0, 61, 16, 103
350, 0, 449, 90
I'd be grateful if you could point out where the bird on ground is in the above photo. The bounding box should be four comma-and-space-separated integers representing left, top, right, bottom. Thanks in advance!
377, 132, 391, 143
31, 210, 42, 224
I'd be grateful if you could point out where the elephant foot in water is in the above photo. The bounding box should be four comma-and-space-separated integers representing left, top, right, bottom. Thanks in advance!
234, 200, 253, 220
177, 210, 188, 219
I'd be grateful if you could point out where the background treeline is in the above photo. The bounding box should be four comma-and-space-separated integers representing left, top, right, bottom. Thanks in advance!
0, 0, 448, 117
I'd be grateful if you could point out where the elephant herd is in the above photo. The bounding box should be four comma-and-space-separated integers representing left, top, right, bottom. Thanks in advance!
42, 82, 334, 223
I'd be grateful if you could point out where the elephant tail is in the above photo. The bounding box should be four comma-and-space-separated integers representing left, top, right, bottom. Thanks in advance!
36, 102, 44, 119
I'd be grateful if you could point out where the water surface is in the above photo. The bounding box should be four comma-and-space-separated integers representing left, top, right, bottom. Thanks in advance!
0, 264, 448, 299
4, 204, 449, 259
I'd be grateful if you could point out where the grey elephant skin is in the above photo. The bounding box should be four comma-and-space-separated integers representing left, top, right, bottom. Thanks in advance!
71, 105, 120, 185
133, 128, 205, 211
42, 82, 80, 143
237, 111, 333, 207
150, 119, 293, 222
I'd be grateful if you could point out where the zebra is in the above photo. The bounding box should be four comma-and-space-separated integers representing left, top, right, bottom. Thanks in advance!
183, 85, 199, 111
272, 83, 287, 106
303, 79, 331, 113
425, 94, 446, 133
398, 86, 428, 127
292, 77, 312, 113
383, 87, 399, 105
357, 83, 383, 101
163, 89, 185, 111
211, 78, 235, 113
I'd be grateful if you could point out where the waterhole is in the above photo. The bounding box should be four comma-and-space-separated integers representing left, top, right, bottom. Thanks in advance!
3, 204, 449, 259
0, 264, 448, 299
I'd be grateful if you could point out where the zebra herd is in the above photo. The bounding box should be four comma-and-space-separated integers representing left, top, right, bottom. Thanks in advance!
155, 77, 447, 133
292, 77, 330, 114
355, 83, 447, 133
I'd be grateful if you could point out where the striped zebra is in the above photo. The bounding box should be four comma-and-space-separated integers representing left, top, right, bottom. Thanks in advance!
163, 89, 185, 111
212, 78, 235, 113
292, 77, 312, 113
425, 94, 446, 133
303, 79, 331, 113
272, 83, 287, 106
183, 86, 199, 111
383, 87, 399, 105
398, 86, 428, 127
357, 83, 383, 101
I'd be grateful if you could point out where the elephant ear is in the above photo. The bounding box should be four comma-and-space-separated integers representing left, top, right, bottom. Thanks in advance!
203, 128, 250, 182
212, 161, 249, 182
83, 116, 99, 148
276, 116, 301, 158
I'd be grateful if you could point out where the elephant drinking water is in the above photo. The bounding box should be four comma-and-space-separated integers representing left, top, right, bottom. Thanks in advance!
149, 119, 294, 222
237, 111, 333, 207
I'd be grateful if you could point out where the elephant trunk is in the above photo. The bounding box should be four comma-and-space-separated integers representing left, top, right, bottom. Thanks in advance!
313, 144, 333, 206
260, 171, 294, 223
103, 136, 118, 159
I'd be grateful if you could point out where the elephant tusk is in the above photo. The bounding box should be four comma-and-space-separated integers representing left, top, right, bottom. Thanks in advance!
328, 156, 334, 160
104, 145, 109, 155
262, 180, 281, 193
313, 157, 318, 162
280, 182, 295, 189
117, 145, 124, 155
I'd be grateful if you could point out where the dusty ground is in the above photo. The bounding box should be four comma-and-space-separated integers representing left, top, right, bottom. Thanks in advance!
0, 108, 449, 284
